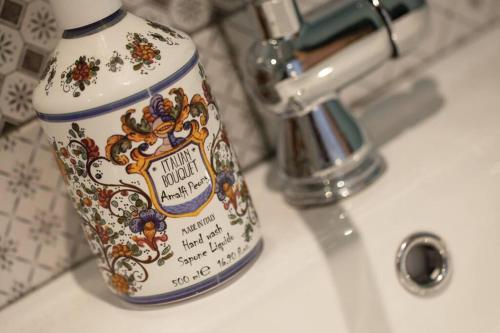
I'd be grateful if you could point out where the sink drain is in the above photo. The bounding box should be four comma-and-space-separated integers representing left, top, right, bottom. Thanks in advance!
396, 232, 450, 296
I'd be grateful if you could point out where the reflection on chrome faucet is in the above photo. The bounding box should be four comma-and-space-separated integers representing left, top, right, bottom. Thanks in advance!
246, 0, 429, 206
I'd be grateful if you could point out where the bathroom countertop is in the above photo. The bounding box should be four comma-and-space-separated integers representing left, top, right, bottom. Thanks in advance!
3, 20, 500, 333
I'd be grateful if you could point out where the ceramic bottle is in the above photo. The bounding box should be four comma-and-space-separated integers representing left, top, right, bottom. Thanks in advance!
33, 0, 262, 305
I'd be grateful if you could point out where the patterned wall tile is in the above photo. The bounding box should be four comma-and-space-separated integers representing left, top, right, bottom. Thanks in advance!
0, 121, 91, 309
20, 0, 58, 51
0, 24, 23, 75
167, 0, 214, 32
0, 71, 37, 124
0, 0, 60, 135
211, 0, 247, 13
125, 0, 214, 33
0, 0, 25, 28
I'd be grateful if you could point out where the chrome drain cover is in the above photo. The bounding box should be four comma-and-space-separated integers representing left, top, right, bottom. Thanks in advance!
396, 232, 451, 296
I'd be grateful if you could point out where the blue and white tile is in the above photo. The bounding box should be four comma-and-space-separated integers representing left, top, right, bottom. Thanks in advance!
0, 25, 23, 75
0, 71, 37, 124
0, 0, 59, 135
20, 0, 59, 51
167, 0, 214, 33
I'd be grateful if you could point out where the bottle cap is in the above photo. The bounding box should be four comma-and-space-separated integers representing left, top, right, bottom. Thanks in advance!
49, 0, 123, 30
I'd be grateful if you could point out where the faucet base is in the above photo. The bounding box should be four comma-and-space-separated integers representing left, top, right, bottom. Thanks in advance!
282, 151, 384, 207
277, 97, 384, 207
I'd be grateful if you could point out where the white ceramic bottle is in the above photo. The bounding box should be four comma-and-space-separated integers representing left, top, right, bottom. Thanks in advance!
33, 0, 262, 305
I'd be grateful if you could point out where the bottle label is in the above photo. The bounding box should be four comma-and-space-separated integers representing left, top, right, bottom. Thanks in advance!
141, 140, 214, 217
38, 58, 262, 304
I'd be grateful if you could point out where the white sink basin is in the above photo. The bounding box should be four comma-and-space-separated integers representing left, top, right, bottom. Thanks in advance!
2, 19, 500, 333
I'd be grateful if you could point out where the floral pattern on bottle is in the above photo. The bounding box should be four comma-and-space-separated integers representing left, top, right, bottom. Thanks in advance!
51, 122, 175, 296
211, 129, 259, 242
35, 24, 187, 99
61, 56, 101, 97
147, 21, 186, 39
199, 63, 216, 105
197, 63, 258, 240
106, 51, 124, 73
49, 78, 261, 294
41, 55, 57, 96
125, 33, 161, 74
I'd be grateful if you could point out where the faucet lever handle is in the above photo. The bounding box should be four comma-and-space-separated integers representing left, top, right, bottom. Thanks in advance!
368, 0, 400, 57
254, 0, 301, 39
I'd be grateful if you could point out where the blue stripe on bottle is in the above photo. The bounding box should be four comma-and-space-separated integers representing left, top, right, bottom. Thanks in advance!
62, 9, 127, 39
36, 52, 200, 123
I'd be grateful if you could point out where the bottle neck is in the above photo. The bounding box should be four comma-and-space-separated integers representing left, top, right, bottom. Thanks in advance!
62, 8, 127, 39
50, 0, 123, 31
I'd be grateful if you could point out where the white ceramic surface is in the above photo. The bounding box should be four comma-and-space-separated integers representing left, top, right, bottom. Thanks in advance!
2, 15, 500, 333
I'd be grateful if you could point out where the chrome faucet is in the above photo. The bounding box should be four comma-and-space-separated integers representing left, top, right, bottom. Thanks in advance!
246, 0, 428, 206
